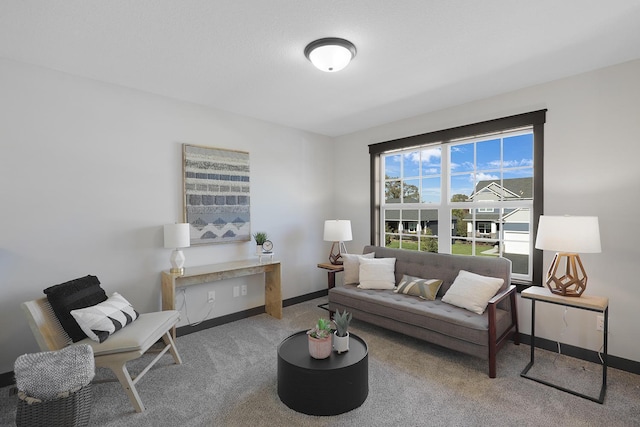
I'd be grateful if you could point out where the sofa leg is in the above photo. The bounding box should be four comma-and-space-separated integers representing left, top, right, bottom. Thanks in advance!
489, 348, 497, 378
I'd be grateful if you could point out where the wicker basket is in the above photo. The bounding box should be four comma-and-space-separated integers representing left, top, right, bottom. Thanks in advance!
16, 384, 92, 427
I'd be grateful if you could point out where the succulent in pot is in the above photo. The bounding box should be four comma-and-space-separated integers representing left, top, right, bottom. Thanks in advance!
332, 309, 352, 353
307, 318, 332, 359
253, 232, 268, 254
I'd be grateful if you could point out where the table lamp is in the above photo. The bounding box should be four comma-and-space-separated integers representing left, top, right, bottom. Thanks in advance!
535, 215, 601, 297
164, 223, 190, 274
323, 220, 352, 265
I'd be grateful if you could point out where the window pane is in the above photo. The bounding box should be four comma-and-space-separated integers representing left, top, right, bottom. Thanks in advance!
384, 209, 400, 248
503, 169, 533, 200
420, 237, 438, 253
403, 179, 420, 203
385, 154, 401, 179
477, 138, 500, 171
450, 143, 474, 173
385, 180, 401, 203
475, 241, 498, 257
403, 152, 420, 177
420, 209, 439, 237
451, 208, 469, 238
504, 133, 533, 169
421, 147, 441, 176
503, 207, 531, 275
421, 177, 440, 203
451, 238, 471, 256
450, 174, 474, 201
400, 234, 419, 251
384, 209, 400, 233
403, 209, 419, 233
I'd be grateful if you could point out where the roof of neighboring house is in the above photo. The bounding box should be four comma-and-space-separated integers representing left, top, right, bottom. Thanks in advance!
471, 177, 533, 200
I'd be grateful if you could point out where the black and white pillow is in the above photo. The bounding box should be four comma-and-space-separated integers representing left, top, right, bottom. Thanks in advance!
70, 292, 139, 343
43, 275, 108, 342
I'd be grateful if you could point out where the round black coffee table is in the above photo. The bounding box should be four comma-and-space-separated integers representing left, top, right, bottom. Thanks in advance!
277, 330, 368, 416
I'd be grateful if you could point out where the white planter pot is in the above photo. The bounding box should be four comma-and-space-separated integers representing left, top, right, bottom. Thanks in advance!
333, 331, 350, 354
255, 245, 263, 255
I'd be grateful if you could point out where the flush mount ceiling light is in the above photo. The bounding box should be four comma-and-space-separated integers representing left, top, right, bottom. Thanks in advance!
304, 38, 357, 72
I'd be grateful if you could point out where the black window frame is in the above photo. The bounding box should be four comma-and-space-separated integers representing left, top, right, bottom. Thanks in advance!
369, 110, 547, 290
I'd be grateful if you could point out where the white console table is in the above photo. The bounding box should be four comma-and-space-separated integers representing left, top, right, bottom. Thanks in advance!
161, 259, 282, 338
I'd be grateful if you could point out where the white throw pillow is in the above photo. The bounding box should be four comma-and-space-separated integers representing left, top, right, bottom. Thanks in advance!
70, 292, 139, 343
342, 252, 375, 284
357, 257, 396, 290
441, 270, 504, 314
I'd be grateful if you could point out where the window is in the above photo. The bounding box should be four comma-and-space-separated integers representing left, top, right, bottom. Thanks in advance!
370, 110, 546, 285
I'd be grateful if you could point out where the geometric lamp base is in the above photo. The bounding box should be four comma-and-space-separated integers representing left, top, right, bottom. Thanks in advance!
545, 252, 587, 297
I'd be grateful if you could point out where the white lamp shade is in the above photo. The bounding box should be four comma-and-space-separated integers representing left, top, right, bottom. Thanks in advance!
308, 44, 353, 72
323, 220, 353, 242
535, 215, 601, 253
164, 223, 191, 249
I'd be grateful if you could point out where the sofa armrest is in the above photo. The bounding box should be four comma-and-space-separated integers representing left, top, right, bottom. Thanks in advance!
488, 284, 516, 307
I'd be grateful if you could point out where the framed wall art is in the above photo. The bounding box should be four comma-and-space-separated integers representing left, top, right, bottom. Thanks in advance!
183, 144, 251, 245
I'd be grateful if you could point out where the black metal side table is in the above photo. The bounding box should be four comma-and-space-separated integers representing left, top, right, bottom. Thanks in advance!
277, 330, 368, 415
520, 286, 608, 403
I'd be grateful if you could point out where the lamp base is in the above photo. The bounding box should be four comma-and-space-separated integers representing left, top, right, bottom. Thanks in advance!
328, 241, 348, 265
169, 249, 186, 276
545, 252, 587, 297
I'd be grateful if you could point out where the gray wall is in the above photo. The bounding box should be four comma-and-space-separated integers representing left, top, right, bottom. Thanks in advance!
334, 58, 640, 363
0, 59, 335, 373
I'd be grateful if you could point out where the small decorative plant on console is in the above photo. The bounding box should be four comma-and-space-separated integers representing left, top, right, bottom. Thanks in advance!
307, 318, 333, 359
332, 309, 352, 354
253, 232, 268, 255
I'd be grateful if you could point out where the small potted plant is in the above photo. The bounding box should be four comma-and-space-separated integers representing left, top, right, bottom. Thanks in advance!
307, 318, 333, 359
253, 232, 268, 255
332, 309, 352, 354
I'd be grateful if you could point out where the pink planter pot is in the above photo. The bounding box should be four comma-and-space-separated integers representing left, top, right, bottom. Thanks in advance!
308, 335, 332, 359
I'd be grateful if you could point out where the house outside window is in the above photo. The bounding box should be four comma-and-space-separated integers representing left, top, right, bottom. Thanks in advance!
370, 111, 546, 285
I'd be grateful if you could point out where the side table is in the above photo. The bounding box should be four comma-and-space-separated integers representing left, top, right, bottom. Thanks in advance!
520, 286, 608, 403
317, 262, 344, 289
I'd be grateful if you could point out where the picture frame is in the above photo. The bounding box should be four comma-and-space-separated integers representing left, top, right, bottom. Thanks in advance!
182, 144, 251, 245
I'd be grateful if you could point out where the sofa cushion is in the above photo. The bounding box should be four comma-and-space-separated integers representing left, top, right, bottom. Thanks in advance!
342, 252, 375, 284
395, 274, 443, 301
43, 275, 108, 342
358, 257, 396, 289
71, 292, 139, 343
441, 270, 504, 314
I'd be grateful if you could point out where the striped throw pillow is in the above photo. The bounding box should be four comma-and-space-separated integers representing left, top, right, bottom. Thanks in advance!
395, 274, 443, 301
70, 292, 139, 343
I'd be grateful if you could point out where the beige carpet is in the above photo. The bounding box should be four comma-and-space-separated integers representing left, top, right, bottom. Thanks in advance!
1, 297, 639, 426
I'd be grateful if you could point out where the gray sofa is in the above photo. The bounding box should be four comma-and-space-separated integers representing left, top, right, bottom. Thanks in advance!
328, 245, 519, 378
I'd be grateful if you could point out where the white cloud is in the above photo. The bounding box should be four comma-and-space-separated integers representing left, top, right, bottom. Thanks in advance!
475, 172, 499, 181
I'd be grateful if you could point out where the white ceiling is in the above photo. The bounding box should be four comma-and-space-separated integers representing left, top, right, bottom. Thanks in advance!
2, 1, 640, 137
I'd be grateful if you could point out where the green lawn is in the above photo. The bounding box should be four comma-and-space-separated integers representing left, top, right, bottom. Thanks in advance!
386, 240, 497, 256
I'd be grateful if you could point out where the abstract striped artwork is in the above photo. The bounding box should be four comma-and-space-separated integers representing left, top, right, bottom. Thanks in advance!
183, 144, 251, 245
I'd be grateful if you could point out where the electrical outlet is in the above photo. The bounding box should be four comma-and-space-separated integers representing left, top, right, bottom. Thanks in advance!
596, 315, 605, 331
233, 286, 239, 298
207, 291, 215, 303
241, 285, 247, 296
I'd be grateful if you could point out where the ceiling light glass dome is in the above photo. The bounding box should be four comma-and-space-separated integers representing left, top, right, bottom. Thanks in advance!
304, 38, 357, 72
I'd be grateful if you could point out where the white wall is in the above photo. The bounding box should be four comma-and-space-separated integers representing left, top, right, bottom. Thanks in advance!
335, 59, 640, 363
0, 59, 334, 373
